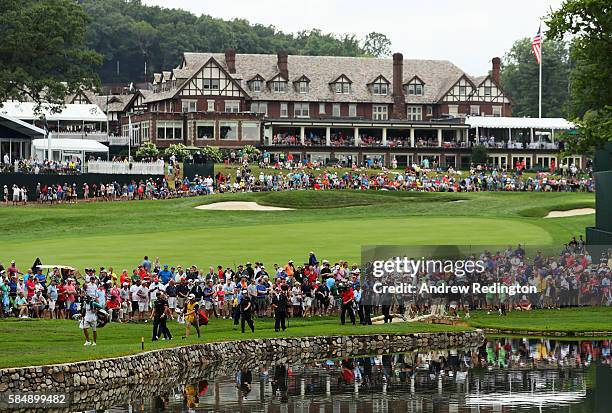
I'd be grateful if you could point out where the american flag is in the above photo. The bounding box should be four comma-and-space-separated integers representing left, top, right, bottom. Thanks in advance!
532, 26, 542, 65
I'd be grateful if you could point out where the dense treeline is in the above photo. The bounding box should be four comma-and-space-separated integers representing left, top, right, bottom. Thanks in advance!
81, 0, 372, 83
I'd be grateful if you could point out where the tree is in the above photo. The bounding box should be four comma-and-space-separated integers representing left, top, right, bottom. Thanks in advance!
80, 0, 376, 83
198, 146, 223, 163
0, 0, 102, 111
471, 145, 489, 165
362, 32, 392, 57
135, 142, 160, 160
546, 0, 612, 152
164, 143, 190, 161
500, 37, 570, 118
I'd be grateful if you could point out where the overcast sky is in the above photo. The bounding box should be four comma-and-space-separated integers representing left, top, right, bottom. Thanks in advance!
143, 0, 562, 75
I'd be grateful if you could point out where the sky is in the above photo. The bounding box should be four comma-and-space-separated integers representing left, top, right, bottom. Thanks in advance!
142, 0, 563, 75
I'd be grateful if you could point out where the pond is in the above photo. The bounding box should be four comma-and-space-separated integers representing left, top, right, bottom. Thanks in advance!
80, 337, 611, 412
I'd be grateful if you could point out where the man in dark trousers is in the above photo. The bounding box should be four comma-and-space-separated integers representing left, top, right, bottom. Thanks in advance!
339, 284, 356, 325
272, 286, 288, 332
151, 292, 172, 341
240, 289, 255, 333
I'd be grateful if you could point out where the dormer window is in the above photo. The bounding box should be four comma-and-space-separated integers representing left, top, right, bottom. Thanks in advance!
269, 74, 288, 93
405, 76, 425, 96
249, 75, 265, 93
272, 81, 287, 93
371, 76, 390, 95
294, 76, 310, 94
332, 75, 352, 94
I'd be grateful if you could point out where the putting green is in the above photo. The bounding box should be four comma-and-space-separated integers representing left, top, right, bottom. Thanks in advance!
2, 216, 549, 270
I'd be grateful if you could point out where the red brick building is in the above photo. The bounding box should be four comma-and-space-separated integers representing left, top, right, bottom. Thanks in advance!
124, 50, 522, 167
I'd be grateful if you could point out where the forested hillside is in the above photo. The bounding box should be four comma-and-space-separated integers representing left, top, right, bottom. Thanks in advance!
81, 0, 374, 83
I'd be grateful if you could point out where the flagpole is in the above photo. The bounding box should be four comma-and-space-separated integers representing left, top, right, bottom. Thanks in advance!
128, 115, 132, 161
539, 25, 543, 118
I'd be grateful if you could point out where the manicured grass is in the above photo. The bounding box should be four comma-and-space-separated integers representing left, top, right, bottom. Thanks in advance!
3, 306, 611, 368
0, 317, 468, 368
0, 191, 594, 271
467, 307, 612, 333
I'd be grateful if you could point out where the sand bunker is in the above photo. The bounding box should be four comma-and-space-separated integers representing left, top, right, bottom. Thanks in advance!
195, 201, 294, 211
545, 208, 595, 218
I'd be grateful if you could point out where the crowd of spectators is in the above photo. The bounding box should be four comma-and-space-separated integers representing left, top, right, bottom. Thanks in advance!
1, 240, 609, 329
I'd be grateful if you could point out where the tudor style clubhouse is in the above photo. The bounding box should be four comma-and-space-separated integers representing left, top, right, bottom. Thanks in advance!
0, 49, 582, 169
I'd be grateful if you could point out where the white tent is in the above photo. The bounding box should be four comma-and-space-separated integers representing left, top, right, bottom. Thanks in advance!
465, 116, 575, 130
32, 138, 108, 162
0, 101, 107, 122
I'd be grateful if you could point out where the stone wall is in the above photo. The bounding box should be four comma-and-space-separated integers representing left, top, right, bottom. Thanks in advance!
0, 331, 483, 409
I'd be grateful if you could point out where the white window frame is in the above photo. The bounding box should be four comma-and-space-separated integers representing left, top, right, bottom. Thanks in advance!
372, 81, 389, 95
224, 100, 240, 113
203, 78, 220, 91
219, 121, 238, 140
492, 105, 502, 117
156, 121, 183, 140
348, 104, 357, 117
251, 80, 262, 93
181, 100, 197, 113
272, 81, 287, 93
484, 86, 492, 97
319, 103, 326, 114
372, 105, 388, 121
298, 81, 308, 94
294, 103, 310, 118
250, 102, 268, 116
334, 78, 351, 94
332, 104, 341, 117
407, 106, 422, 121
280, 103, 288, 118
207, 100, 215, 112
470, 105, 480, 116
448, 105, 459, 117
241, 122, 260, 141
195, 121, 215, 140
426, 105, 433, 116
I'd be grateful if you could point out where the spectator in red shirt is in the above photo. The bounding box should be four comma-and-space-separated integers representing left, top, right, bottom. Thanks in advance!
339, 285, 355, 325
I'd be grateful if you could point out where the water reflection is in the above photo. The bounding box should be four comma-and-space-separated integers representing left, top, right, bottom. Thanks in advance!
106, 338, 611, 413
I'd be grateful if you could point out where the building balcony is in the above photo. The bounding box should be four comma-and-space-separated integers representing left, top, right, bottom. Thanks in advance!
53, 131, 109, 142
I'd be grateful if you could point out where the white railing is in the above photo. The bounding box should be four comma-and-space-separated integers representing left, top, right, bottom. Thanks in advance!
55, 132, 109, 142
86, 160, 165, 175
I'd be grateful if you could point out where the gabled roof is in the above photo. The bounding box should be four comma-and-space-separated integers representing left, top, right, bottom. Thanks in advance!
437, 74, 478, 101
330, 74, 352, 84
248, 74, 265, 82
145, 52, 492, 104
144, 56, 249, 103
0, 113, 45, 138
293, 74, 311, 83
267, 73, 288, 83
404, 75, 426, 85
368, 75, 390, 85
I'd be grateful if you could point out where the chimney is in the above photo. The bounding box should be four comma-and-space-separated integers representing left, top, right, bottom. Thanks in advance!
392, 52, 405, 119
491, 57, 501, 84
277, 51, 289, 79
225, 48, 236, 74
